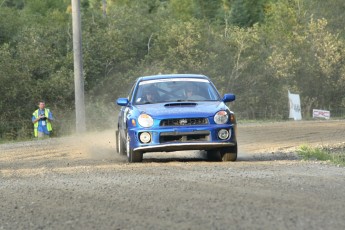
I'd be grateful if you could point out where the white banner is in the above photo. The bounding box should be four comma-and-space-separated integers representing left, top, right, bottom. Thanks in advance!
313, 109, 330, 119
288, 91, 302, 120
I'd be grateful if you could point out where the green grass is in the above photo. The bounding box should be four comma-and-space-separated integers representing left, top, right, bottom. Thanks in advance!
297, 145, 345, 167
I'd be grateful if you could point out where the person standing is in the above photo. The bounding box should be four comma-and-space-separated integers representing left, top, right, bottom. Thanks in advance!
32, 101, 54, 138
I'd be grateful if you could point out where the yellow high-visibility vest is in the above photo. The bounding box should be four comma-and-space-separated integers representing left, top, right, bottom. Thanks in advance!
33, 109, 52, 137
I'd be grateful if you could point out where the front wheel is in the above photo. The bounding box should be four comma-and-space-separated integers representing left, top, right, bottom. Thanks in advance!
116, 130, 126, 155
206, 150, 221, 161
221, 145, 238, 162
126, 132, 143, 163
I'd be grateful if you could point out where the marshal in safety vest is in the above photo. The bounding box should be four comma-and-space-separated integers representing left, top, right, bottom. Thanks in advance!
32, 109, 53, 137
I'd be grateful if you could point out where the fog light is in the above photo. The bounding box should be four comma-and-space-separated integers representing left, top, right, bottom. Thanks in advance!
139, 132, 151, 143
218, 129, 229, 140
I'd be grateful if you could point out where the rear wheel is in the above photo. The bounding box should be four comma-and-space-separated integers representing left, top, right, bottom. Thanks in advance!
126, 132, 143, 163
221, 145, 238, 162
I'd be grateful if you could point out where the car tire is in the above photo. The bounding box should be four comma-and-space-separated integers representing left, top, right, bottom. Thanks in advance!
206, 150, 222, 161
221, 145, 238, 162
116, 130, 126, 155
126, 132, 143, 163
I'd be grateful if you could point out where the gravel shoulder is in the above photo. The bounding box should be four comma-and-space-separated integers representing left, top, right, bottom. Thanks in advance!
1, 120, 345, 229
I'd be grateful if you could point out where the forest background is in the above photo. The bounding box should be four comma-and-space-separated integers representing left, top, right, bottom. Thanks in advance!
1, 0, 345, 140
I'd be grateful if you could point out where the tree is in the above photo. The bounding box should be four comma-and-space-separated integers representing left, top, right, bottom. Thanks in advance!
230, 0, 267, 27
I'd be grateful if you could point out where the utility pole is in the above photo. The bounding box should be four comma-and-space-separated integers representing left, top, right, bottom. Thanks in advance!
71, 0, 86, 134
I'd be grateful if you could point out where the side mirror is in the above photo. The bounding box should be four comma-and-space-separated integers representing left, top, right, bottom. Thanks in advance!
222, 94, 236, 103
116, 98, 129, 106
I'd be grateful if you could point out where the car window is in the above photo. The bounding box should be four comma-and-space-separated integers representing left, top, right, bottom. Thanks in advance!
133, 78, 221, 104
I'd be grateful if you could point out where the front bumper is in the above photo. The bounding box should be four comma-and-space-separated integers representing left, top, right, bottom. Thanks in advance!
128, 124, 237, 153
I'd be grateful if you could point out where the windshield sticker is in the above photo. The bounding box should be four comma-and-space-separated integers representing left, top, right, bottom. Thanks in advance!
139, 78, 209, 85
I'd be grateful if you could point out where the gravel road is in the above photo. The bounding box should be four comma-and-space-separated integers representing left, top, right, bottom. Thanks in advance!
1, 120, 345, 230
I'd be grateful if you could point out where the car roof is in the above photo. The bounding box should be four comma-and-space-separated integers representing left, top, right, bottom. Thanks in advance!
137, 74, 210, 82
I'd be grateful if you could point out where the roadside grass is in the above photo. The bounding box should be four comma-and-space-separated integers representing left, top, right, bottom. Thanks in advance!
297, 145, 345, 167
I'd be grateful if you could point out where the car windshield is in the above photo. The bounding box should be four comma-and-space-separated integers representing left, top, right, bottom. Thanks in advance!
133, 78, 221, 105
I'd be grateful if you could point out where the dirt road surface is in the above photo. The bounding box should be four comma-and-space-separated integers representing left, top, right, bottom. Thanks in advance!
1, 120, 345, 230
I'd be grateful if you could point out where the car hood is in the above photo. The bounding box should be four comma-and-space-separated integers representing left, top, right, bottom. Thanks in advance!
135, 101, 228, 119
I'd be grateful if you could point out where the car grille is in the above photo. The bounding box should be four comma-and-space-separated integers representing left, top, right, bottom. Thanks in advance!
159, 131, 210, 143
160, 118, 208, 126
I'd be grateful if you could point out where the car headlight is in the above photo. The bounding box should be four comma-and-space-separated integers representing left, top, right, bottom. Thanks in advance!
214, 111, 228, 124
138, 114, 154, 127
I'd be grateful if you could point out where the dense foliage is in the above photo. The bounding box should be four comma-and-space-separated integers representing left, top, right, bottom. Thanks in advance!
1, 0, 345, 139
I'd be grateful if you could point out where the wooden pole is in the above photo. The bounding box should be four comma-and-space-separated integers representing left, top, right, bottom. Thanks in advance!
71, 0, 86, 134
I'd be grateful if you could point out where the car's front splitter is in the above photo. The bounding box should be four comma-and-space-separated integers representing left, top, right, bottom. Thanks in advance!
133, 142, 236, 153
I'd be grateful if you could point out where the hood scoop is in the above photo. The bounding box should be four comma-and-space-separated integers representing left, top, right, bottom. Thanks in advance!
164, 102, 197, 107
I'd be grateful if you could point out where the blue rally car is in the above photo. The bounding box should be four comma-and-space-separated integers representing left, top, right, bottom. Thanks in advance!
115, 74, 237, 162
